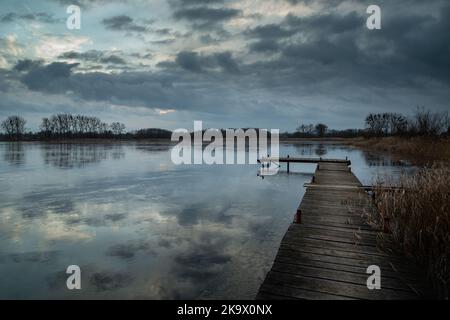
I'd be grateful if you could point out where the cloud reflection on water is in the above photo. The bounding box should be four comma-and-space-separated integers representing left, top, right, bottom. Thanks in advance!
0, 142, 409, 299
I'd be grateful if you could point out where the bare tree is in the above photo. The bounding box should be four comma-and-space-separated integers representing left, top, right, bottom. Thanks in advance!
111, 122, 126, 135
40, 117, 52, 139
414, 107, 448, 136
315, 123, 328, 137
1, 115, 26, 140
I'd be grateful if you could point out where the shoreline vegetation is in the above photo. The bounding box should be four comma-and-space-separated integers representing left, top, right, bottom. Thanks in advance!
372, 165, 450, 299
2, 108, 449, 298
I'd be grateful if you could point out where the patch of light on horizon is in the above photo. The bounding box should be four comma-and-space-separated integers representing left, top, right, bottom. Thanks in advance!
156, 108, 175, 115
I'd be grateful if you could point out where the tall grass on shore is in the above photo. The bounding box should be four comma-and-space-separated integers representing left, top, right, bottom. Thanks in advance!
350, 137, 450, 166
373, 165, 450, 298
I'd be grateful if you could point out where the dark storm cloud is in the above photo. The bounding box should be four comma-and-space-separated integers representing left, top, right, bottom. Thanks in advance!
12, 59, 245, 114
102, 15, 150, 32
0, 12, 60, 24
58, 50, 103, 61
245, 23, 297, 39
283, 11, 362, 34
100, 55, 126, 65
19, 61, 79, 91
174, 51, 239, 73
174, 7, 240, 22
243, 5, 450, 88
58, 50, 126, 65
249, 39, 280, 53
172, 2, 241, 29
13, 59, 44, 72
245, 11, 362, 46
284, 0, 433, 7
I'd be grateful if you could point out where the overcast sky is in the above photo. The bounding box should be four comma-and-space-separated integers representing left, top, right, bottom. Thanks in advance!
0, 0, 449, 131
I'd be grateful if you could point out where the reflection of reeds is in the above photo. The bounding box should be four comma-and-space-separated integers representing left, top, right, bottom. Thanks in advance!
350, 137, 450, 165
373, 165, 450, 299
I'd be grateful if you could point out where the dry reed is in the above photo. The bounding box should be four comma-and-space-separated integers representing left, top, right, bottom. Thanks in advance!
373, 165, 450, 298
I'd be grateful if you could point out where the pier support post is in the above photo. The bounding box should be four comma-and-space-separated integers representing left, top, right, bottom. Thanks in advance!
287, 155, 290, 173
294, 209, 302, 224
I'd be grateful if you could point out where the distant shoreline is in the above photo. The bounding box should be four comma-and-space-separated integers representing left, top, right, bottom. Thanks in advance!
1, 136, 448, 165
0, 136, 357, 143
0, 138, 174, 144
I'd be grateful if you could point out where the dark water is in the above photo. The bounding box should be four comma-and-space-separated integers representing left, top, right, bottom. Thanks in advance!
0, 142, 407, 299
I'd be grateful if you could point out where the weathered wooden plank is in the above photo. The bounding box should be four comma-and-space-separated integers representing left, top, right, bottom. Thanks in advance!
264, 271, 419, 300
277, 244, 412, 271
270, 261, 412, 292
278, 235, 389, 257
273, 252, 424, 284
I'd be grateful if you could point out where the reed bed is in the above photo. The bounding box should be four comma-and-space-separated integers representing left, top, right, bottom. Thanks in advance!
350, 137, 450, 166
373, 165, 450, 298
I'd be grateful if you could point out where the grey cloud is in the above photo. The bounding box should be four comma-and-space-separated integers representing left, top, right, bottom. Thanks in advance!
175, 50, 240, 73
284, 11, 362, 34
249, 39, 280, 53
100, 55, 126, 65
174, 7, 240, 21
245, 23, 297, 39
20, 61, 79, 91
173, 7, 241, 28
58, 50, 127, 65
58, 50, 103, 61
1, 12, 61, 24
102, 15, 150, 32
14, 59, 44, 72
12, 59, 241, 115
244, 4, 450, 87
104, 213, 127, 222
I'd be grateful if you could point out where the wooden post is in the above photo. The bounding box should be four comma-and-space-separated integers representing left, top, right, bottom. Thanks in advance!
294, 209, 302, 224
287, 154, 290, 173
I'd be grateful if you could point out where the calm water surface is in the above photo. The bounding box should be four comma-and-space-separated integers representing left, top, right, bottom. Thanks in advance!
0, 142, 407, 299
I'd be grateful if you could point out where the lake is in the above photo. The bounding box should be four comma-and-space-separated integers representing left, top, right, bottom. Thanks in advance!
0, 141, 407, 299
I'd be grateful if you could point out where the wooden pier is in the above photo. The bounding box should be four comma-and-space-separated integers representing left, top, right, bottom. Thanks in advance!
258, 156, 351, 173
256, 160, 429, 300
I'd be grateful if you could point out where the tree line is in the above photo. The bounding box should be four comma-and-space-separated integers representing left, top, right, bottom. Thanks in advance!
0, 114, 170, 140
364, 108, 449, 137
39, 114, 126, 138
1, 108, 448, 141
283, 108, 449, 139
